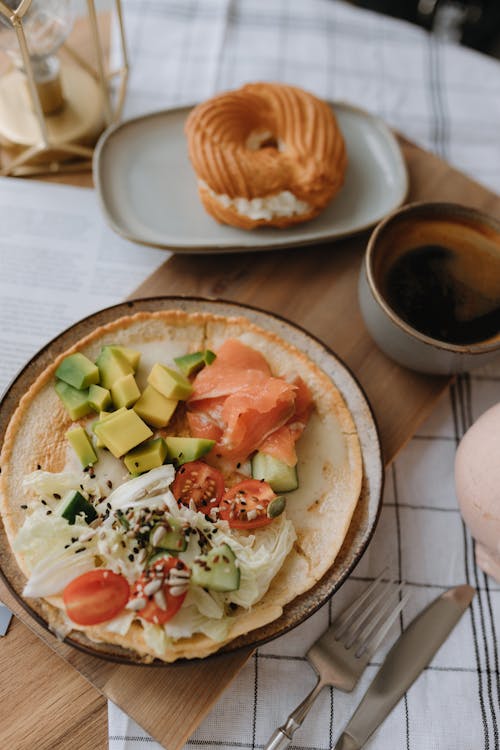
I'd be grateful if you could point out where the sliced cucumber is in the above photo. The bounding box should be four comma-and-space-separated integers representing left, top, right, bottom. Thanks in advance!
149, 517, 187, 552
148, 550, 175, 566
59, 490, 97, 524
251, 452, 298, 493
191, 543, 240, 592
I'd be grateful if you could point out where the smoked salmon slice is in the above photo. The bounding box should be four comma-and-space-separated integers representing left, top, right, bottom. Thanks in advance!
257, 377, 314, 466
187, 340, 312, 465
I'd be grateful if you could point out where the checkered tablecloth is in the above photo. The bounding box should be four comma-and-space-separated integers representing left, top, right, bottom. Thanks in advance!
104, 2, 500, 749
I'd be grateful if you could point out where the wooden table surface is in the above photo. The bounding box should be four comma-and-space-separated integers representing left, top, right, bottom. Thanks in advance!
1, 132, 500, 750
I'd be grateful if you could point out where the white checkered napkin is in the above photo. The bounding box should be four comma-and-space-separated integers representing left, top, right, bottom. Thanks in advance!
108, 1, 500, 748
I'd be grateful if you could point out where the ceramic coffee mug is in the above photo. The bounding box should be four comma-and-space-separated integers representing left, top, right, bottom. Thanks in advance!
358, 202, 500, 374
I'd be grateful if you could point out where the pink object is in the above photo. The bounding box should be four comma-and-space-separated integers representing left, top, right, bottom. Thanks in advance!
455, 403, 500, 582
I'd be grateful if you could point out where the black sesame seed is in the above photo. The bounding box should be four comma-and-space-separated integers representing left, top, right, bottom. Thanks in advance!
41, 499, 47, 506
83, 466, 89, 473
75, 547, 86, 553
107, 480, 113, 489
106, 502, 112, 510
133, 547, 139, 554
46, 510, 52, 515
80, 484, 84, 491
128, 554, 135, 562
236, 463, 241, 469
64, 544, 70, 549
134, 462, 139, 468
20, 504, 28, 510
53, 493, 61, 500
36, 464, 41, 470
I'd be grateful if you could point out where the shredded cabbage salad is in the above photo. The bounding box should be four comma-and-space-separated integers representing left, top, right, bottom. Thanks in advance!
15, 465, 296, 650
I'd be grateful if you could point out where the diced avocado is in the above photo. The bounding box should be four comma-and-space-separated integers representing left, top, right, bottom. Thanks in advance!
92, 408, 126, 448
147, 364, 193, 400
133, 385, 178, 428
93, 409, 152, 457
54, 381, 93, 421
191, 543, 240, 592
108, 345, 141, 371
88, 384, 112, 412
59, 490, 97, 524
165, 436, 215, 466
95, 346, 133, 389
55, 353, 100, 390
111, 373, 141, 409
123, 437, 167, 474
174, 350, 216, 377
66, 426, 98, 468
251, 452, 299, 492
149, 517, 187, 552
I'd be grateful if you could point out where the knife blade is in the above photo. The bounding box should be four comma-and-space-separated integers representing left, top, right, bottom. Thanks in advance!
333, 584, 475, 750
0, 603, 13, 636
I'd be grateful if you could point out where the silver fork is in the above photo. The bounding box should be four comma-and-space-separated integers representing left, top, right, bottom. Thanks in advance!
264, 570, 410, 750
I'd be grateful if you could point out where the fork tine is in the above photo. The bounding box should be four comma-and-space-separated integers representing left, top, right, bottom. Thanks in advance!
337, 575, 396, 642
332, 568, 389, 637
357, 590, 411, 658
347, 582, 405, 649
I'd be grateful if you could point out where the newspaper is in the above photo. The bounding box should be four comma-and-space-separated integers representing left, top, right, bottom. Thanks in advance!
0, 178, 166, 395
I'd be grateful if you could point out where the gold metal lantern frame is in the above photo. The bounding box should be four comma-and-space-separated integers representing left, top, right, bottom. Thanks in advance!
0, 0, 128, 176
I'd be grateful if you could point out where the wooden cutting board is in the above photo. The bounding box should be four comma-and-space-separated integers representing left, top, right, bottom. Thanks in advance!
1, 137, 499, 750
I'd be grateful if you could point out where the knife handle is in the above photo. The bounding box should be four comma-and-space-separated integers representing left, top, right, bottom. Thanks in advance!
264, 679, 324, 750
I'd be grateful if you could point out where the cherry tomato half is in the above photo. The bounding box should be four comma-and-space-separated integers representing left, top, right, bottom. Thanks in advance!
130, 557, 189, 625
63, 569, 130, 626
219, 479, 276, 529
172, 461, 225, 511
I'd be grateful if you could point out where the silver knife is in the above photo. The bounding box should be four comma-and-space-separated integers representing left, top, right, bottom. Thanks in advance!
0, 603, 13, 636
333, 584, 475, 750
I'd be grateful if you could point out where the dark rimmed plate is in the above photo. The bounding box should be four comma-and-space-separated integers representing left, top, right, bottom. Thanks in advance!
0, 297, 383, 663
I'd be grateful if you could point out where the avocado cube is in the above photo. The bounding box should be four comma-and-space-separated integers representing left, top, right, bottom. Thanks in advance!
147, 364, 193, 400
165, 436, 215, 466
133, 385, 178, 428
54, 381, 93, 421
59, 490, 97, 524
92, 409, 126, 448
66, 426, 98, 468
111, 373, 141, 409
109, 346, 141, 371
88, 384, 112, 412
93, 409, 152, 457
123, 437, 167, 474
95, 346, 133, 389
174, 350, 216, 377
55, 353, 100, 390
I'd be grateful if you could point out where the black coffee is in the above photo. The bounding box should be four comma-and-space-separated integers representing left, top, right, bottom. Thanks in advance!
384, 244, 500, 345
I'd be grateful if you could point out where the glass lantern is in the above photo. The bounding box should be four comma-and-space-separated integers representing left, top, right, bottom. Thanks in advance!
0, 0, 128, 176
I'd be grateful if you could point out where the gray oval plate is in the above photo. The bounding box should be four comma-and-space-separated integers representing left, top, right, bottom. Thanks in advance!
94, 102, 408, 254
0, 297, 383, 663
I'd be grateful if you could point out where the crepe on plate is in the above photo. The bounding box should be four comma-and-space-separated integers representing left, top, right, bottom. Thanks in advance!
0, 310, 362, 662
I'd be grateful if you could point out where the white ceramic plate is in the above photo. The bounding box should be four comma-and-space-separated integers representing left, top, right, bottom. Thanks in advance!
94, 102, 408, 254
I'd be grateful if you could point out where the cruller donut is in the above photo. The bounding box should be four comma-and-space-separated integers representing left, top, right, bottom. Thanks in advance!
185, 82, 347, 230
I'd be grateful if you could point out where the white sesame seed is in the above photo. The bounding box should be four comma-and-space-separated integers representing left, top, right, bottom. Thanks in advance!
151, 525, 167, 546
125, 597, 147, 611
169, 585, 188, 597
154, 589, 167, 610
143, 579, 162, 596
